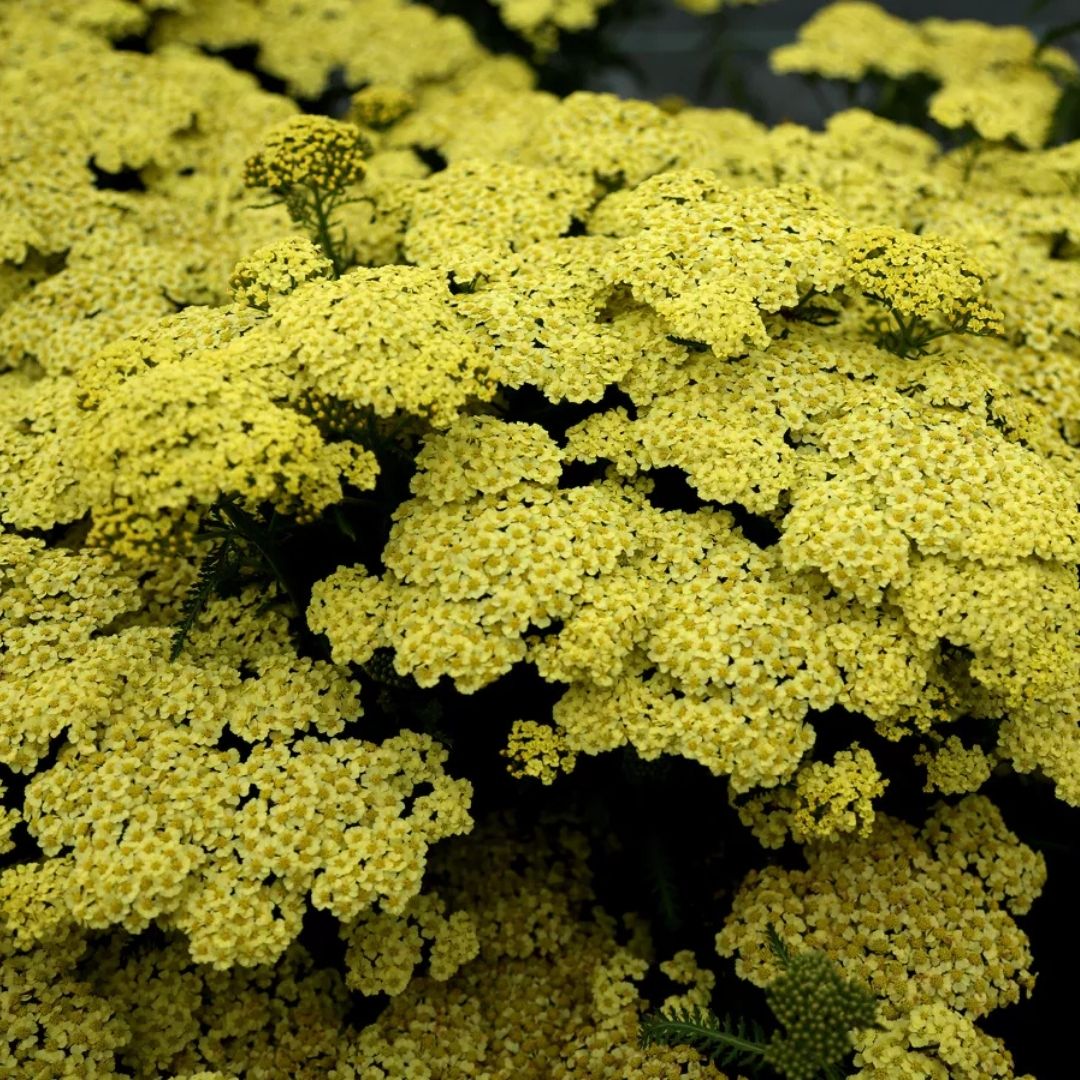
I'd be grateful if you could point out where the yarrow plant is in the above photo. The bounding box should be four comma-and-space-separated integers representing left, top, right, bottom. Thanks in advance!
244, 115, 373, 275
0, 1, 1076, 1077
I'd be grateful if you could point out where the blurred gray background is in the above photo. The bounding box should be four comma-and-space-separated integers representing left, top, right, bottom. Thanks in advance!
589, 0, 1080, 124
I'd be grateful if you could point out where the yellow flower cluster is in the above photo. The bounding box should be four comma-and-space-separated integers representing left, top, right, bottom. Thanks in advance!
267, 265, 502, 429
0, 932, 131, 1078
402, 159, 595, 276
0, 781, 17, 856
331, 819, 730, 1078
502, 719, 579, 784
914, 736, 994, 795
658, 949, 717, 1013
850, 1002, 1029, 1079
348, 84, 417, 130
0, 15, 298, 331
772, 2, 1077, 149
71, 306, 378, 557
0, 820, 733, 1078
340, 890, 479, 995
847, 226, 1004, 339
488, 0, 614, 54
243, 115, 371, 194
229, 236, 333, 310
590, 171, 848, 356
717, 796, 1044, 1021
522, 91, 706, 191
734, 745, 888, 848
87, 936, 349, 1077
154, 0, 486, 99
0, 558, 473, 968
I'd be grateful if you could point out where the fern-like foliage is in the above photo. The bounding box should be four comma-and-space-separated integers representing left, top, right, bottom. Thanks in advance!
169, 535, 242, 661
638, 925, 883, 1079
170, 496, 298, 662
765, 923, 794, 967
638, 1005, 769, 1072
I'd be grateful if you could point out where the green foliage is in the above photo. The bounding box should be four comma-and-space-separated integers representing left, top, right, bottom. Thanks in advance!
169, 533, 242, 662
639, 1005, 769, 1073
638, 926, 880, 1079
866, 298, 997, 359
170, 496, 298, 661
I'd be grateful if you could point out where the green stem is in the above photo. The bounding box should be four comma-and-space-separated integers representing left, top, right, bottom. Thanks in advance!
309, 186, 344, 277
961, 137, 985, 183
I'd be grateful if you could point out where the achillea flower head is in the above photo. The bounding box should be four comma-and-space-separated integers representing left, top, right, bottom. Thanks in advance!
349, 85, 416, 130
244, 115, 371, 194
229, 236, 333, 310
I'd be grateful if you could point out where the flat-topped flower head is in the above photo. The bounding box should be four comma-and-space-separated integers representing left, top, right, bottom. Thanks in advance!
244, 115, 372, 195
229, 236, 333, 310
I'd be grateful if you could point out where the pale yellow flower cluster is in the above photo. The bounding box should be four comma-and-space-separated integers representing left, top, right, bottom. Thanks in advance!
590, 171, 849, 356
490, 0, 613, 54
402, 159, 595, 276
0, 546, 473, 968
153, 0, 485, 98
0, 932, 131, 1078
70, 307, 376, 557
772, 2, 1077, 148
331, 820, 731, 1078
1, 820, 732, 1077
717, 796, 1044, 1024
850, 1001, 1028, 1079
734, 745, 888, 848
914, 736, 994, 796
267, 264, 503, 429
85, 936, 349, 1077
502, 719, 579, 784
229, 236, 333, 310
1, 4, 1077, 1073
658, 949, 717, 1013
847, 226, 1005, 337
340, 891, 479, 995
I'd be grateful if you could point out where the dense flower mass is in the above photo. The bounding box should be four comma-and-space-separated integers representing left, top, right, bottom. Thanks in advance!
1, 0, 1076, 1075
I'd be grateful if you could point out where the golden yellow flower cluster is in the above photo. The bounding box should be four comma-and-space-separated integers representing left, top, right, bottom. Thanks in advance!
402, 160, 595, 275
850, 1001, 1027, 1079
331, 820, 731, 1078
340, 890, 480, 995
0, 540, 473, 968
1, 3, 1076, 1074
914, 736, 994, 796
847, 226, 1005, 340
1, 820, 733, 1078
0, 931, 131, 1077
154, 0, 485, 99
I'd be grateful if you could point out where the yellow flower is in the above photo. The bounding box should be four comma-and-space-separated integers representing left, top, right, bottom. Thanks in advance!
244, 115, 371, 194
